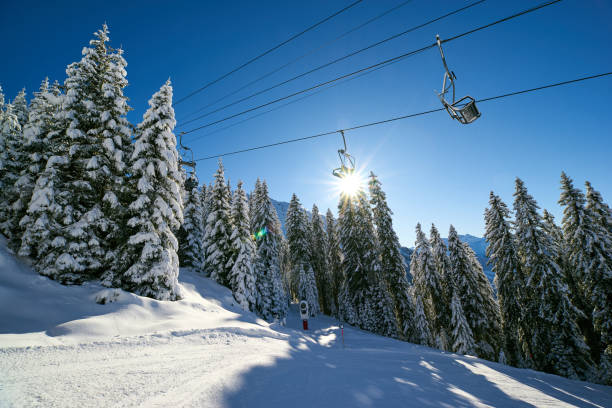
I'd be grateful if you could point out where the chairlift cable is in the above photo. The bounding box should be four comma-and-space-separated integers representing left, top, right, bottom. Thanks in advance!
187, 55, 407, 143
191, 71, 612, 161
173, 0, 364, 106
179, 0, 416, 122
178, 0, 485, 126
180, 0, 563, 136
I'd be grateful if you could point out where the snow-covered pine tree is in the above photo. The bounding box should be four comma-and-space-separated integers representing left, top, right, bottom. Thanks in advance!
337, 192, 369, 328
0, 85, 5, 113
252, 181, 287, 323
467, 241, 502, 358
586, 181, 612, 234
310, 204, 330, 314
279, 232, 292, 300
410, 224, 441, 345
448, 225, 501, 361
228, 181, 257, 311
358, 193, 398, 337
97, 34, 134, 274
514, 177, 595, 381
0, 105, 24, 239
0, 93, 5, 213
542, 209, 568, 278
203, 159, 233, 287
117, 80, 183, 300
177, 174, 205, 271
429, 224, 453, 351
368, 172, 418, 342
203, 181, 213, 226
12, 88, 28, 128
414, 293, 433, 346
325, 209, 343, 317
10, 79, 60, 251
450, 290, 476, 355
485, 192, 525, 367
35, 25, 132, 283
286, 194, 319, 316
560, 174, 612, 383
337, 284, 357, 326
585, 182, 612, 385
200, 181, 213, 275
338, 190, 397, 337
199, 184, 207, 228
249, 178, 262, 230
0, 85, 4, 181
18, 89, 74, 281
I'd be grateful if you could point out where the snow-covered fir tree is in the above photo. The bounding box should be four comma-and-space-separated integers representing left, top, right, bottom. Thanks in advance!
0, 85, 4, 186
447, 225, 501, 361
357, 193, 398, 338
31, 25, 132, 283
252, 181, 287, 323
118, 80, 183, 300
467, 238, 502, 359
199, 184, 207, 229
18, 93, 73, 280
542, 209, 568, 278
338, 190, 397, 337
325, 209, 343, 317
410, 224, 441, 344
286, 194, 318, 316
177, 174, 205, 271
586, 181, 612, 234
485, 192, 525, 367
413, 293, 433, 346
560, 174, 611, 383
12, 88, 28, 128
203, 181, 213, 226
0, 85, 5, 113
514, 177, 595, 381
558, 175, 599, 355
228, 181, 257, 312
585, 182, 612, 385
201, 181, 213, 275
0, 105, 24, 239
249, 178, 262, 231
278, 235, 292, 298
310, 204, 330, 314
203, 159, 233, 287
450, 290, 476, 355
369, 173, 418, 342
429, 224, 453, 351
11, 79, 60, 252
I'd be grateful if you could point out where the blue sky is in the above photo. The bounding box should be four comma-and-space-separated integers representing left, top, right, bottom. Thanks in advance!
1, 0, 611, 246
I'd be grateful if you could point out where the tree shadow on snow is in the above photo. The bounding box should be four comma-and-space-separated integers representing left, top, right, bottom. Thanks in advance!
218, 310, 612, 408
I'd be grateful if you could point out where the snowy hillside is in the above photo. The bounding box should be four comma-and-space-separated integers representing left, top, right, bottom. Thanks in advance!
1, 238, 611, 407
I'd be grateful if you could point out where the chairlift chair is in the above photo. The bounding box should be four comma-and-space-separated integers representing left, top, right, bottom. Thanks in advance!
436, 35, 481, 125
332, 130, 356, 178
177, 132, 196, 173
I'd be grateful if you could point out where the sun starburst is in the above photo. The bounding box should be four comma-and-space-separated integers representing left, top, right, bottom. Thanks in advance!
335, 170, 365, 198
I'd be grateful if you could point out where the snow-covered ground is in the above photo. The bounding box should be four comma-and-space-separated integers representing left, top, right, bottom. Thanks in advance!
1, 238, 611, 408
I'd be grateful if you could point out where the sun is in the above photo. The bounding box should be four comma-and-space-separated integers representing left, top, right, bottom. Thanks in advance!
337, 171, 365, 197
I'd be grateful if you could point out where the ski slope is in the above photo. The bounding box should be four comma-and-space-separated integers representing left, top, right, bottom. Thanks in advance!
1, 237, 611, 408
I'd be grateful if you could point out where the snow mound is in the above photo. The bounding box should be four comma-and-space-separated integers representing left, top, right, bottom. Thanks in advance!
1, 236, 611, 407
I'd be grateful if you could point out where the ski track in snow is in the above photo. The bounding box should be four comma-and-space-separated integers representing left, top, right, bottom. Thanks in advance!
1, 237, 611, 407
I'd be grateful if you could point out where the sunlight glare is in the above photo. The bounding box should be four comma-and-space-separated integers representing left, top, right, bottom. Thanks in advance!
338, 172, 364, 197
